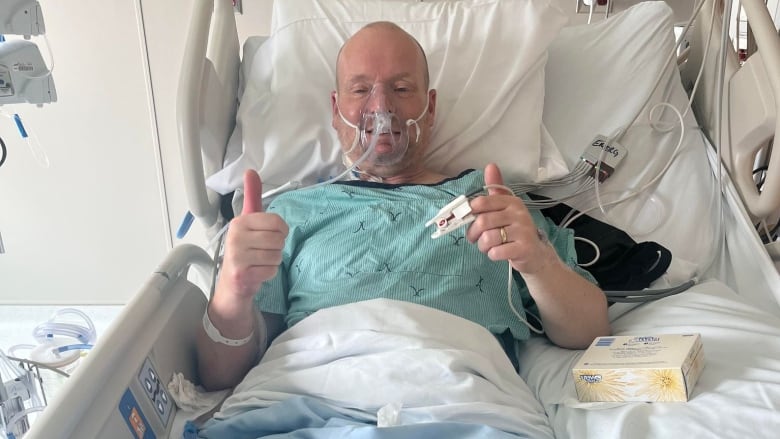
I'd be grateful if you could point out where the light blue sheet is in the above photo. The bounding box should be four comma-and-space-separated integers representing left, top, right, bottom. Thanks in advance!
196, 396, 527, 439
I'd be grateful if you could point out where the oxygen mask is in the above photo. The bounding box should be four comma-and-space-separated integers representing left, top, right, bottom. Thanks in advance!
337, 84, 429, 171
358, 108, 408, 166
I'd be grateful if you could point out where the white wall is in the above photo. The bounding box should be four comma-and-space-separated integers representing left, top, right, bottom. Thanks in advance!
0, 0, 277, 305
0, 0, 170, 303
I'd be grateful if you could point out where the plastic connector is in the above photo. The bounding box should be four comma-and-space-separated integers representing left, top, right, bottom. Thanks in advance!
580, 135, 627, 182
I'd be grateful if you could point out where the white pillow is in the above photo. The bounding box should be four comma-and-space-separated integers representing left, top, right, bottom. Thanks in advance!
206, 0, 569, 195
543, 1, 676, 166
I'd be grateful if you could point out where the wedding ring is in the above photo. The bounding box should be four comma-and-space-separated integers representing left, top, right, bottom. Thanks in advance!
500, 227, 508, 244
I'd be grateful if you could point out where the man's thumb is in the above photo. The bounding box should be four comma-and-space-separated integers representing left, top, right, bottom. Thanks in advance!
484, 163, 510, 195
242, 169, 263, 214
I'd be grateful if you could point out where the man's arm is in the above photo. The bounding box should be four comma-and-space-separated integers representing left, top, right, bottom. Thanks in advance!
196, 169, 289, 391
468, 164, 610, 349
517, 243, 609, 349
197, 307, 285, 391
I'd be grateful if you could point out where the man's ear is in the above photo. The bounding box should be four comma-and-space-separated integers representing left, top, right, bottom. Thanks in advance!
331, 91, 339, 130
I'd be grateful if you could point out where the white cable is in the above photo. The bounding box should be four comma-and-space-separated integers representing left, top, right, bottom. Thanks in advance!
483, 183, 514, 194
587, 1, 595, 25
574, 236, 601, 267
506, 261, 544, 335
481, 182, 545, 334
475, 182, 545, 332
761, 219, 772, 241
563, 103, 686, 230
616, 0, 708, 146
592, 132, 614, 217
557, 0, 709, 235
566, 0, 721, 275
683, 0, 718, 120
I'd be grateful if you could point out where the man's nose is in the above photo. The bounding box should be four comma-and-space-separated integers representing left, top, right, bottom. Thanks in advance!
365, 86, 393, 113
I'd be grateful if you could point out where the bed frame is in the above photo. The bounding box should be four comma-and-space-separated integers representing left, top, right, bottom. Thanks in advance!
23, 1, 780, 438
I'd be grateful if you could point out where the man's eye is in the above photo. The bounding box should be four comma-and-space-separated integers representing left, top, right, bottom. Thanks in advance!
352, 88, 369, 95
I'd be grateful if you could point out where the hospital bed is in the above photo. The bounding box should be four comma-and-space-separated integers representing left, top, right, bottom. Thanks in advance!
21, 0, 780, 437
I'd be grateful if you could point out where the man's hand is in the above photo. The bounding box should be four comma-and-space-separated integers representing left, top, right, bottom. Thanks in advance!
467, 163, 610, 349
198, 169, 289, 391
217, 169, 289, 299
466, 163, 551, 274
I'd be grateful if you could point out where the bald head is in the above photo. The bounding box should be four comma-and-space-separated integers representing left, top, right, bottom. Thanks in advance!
330, 21, 437, 181
335, 21, 430, 91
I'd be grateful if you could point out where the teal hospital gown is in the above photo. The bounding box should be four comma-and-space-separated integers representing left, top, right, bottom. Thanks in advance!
256, 169, 595, 341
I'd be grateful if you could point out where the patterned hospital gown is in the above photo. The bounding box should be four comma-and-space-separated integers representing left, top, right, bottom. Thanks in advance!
256, 169, 594, 341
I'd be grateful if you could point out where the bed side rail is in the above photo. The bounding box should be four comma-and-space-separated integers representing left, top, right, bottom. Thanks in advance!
177, 0, 240, 231
684, 0, 780, 221
727, 0, 780, 220
25, 244, 213, 439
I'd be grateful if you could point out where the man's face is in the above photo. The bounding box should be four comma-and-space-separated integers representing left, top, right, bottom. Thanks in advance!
331, 26, 436, 178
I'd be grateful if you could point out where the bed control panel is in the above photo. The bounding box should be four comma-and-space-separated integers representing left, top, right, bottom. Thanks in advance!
137, 357, 173, 428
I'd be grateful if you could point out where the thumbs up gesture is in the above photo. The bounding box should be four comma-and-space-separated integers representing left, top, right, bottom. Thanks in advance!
466, 163, 551, 275
216, 169, 289, 300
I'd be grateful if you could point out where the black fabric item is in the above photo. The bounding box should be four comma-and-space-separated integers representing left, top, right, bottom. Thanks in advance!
221, 190, 236, 222
529, 194, 672, 291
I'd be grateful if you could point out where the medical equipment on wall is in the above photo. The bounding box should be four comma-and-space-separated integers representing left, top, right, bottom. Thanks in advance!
0, 0, 55, 105
0, 0, 54, 175
0, 39, 55, 106
0, 0, 45, 37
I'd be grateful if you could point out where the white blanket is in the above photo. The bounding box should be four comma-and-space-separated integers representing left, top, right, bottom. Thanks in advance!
518, 280, 780, 438
215, 299, 554, 438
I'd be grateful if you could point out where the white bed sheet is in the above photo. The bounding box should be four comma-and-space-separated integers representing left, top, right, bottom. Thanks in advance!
214, 299, 555, 438
518, 279, 780, 438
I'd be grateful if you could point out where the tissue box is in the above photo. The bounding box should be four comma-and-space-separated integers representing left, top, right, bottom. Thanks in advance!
572, 333, 704, 402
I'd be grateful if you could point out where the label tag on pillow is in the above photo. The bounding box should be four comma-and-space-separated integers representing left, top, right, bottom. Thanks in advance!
580, 135, 627, 181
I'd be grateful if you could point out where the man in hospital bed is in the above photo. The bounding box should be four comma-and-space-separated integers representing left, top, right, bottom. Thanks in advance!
195, 21, 610, 435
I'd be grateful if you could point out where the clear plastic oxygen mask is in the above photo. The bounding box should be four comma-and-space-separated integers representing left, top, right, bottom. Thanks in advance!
337, 84, 429, 172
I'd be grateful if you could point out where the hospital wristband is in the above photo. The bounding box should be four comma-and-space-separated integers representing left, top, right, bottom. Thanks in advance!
202, 309, 254, 347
